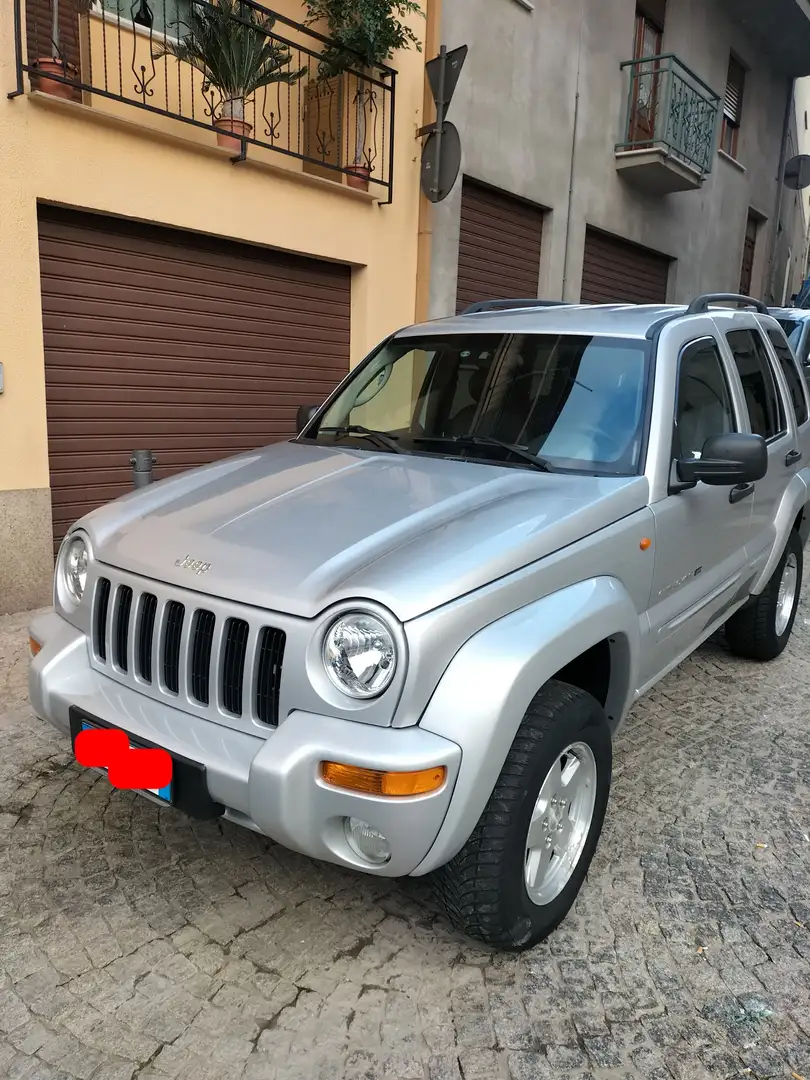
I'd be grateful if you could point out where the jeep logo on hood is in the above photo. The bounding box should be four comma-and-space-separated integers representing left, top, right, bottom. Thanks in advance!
175, 555, 211, 575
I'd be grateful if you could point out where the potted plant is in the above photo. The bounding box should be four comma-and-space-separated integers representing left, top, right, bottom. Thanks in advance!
33, 0, 79, 99
154, 0, 306, 152
304, 0, 423, 190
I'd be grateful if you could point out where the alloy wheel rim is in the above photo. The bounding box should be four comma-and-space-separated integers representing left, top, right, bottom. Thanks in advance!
775, 552, 799, 638
524, 741, 597, 907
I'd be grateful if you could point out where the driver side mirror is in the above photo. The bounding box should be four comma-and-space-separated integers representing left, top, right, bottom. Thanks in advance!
295, 404, 319, 435
676, 432, 767, 487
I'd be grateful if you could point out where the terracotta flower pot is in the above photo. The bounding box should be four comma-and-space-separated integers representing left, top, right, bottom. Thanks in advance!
214, 117, 252, 153
346, 163, 371, 191
34, 57, 77, 100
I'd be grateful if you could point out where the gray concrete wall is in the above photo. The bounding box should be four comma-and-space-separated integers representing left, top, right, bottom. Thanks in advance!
429, 0, 799, 316
773, 111, 808, 303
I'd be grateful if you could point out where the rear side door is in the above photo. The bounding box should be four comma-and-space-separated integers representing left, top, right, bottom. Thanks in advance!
723, 326, 797, 573
765, 323, 810, 463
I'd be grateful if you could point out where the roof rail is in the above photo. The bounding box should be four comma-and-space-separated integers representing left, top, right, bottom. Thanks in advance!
685, 293, 768, 315
645, 292, 769, 340
461, 298, 570, 315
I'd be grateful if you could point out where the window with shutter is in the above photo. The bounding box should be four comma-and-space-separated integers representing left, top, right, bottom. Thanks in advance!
721, 55, 746, 159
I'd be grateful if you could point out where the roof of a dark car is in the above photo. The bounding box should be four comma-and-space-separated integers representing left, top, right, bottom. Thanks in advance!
397, 302, 689, 340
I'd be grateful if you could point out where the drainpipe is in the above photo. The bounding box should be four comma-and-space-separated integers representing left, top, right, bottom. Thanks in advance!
560, 0, 586, 301
765, 77, 795, 305
414, 0, 443, 322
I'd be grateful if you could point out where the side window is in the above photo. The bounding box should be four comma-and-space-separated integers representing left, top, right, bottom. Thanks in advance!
767, 327, 809, 426
726, 329, 786, 440
675, 338, 736, 459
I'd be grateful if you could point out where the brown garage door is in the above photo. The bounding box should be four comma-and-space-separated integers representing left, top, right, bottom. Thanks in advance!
455, 179, 545, 314
39, 207, 351, 551
580, 227, 670, 304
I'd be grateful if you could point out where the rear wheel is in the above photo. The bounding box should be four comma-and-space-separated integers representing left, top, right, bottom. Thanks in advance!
431, 681, 612, 950
725, 530, 803, 661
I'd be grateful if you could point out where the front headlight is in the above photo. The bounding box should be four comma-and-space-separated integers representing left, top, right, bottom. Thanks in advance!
58, 533, 90, 607
322, 612, 397, 699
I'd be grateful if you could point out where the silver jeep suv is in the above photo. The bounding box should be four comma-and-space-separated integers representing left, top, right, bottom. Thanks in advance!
29, 293, 810, 950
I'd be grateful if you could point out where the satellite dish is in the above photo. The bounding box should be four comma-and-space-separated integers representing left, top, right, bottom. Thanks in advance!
784, 154, 810, 190
420, 121, 461, 204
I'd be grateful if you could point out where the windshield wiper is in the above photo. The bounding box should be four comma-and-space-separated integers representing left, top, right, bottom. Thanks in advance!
318, 425, 408, 454
411, 434, 553, 472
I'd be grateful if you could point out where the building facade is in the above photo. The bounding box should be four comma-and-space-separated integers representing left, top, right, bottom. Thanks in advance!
791, 75, 810, 287
427, 0, 810, 317
0, 0, 434, 612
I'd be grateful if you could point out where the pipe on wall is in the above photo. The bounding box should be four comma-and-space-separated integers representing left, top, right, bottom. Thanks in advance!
560, 0, 587, 301
414, 0, 443, 324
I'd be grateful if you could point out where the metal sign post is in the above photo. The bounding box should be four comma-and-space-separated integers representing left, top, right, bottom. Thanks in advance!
419, 44, 467, 203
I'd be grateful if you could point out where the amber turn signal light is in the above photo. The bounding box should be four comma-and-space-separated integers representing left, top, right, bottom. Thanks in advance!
320, 761, 447, 797
29, 637, 42, 657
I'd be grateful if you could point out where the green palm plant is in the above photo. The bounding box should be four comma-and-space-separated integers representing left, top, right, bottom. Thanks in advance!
153, 0, 306, 130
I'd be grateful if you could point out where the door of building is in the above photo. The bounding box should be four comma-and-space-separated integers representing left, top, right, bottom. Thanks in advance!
739, 212, 759, 295
38, 207, 351, 552
629, 9, 664, 145
580, 228, 671, 304
455, 178, 545, 314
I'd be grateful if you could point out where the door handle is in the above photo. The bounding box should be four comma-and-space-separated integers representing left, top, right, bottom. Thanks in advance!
785, 448, 803, 466
730, 482, 755, 504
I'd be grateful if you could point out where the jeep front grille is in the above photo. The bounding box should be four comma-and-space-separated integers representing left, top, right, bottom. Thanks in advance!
93, 577, 286, 727
190, 610, 215, 706
94, 577, 111, 663
136, 593, 158, 683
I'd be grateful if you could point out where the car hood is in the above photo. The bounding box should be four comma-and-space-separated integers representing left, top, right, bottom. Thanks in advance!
84, 441, 649, 622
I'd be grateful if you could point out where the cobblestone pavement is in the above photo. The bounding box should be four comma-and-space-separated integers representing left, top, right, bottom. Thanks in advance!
2, 599, 810, 1080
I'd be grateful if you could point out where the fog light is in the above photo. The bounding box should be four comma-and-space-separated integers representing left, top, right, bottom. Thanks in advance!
344, 817, 391, 865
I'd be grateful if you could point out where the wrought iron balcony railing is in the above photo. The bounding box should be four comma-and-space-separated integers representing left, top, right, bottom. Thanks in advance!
10, 0, 396, 200
616, 53, 720, 179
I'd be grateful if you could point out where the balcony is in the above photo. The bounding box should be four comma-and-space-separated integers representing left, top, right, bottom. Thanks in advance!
615, 54, 720, 196
10, 0, 396, 200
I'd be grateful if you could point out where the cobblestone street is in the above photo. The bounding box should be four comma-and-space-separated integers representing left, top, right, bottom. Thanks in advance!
2, 599, 810, 1080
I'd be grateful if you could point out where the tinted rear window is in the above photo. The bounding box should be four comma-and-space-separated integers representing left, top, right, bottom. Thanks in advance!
768, 327, 809, 425
726, 329, 786, 440
777, 318, 803, 351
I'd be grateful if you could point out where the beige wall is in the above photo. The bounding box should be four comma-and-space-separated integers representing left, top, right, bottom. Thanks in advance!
0, 2, 428, 612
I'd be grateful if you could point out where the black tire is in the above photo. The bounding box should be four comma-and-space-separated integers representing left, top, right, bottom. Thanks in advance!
431, 680, 612, 951
725, 530, 803, 661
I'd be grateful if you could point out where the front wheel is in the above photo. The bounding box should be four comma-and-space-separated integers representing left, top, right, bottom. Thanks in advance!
725, 530, 803, 661
431, 681, 612, 950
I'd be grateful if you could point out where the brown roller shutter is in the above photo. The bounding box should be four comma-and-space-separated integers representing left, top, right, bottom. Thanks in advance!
38, 207, 351, 551
580, 227, 670, 304
455, 179, 545, 314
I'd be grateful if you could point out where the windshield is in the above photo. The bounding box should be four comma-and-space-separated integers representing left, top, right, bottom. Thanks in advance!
305, 333, 651, 476
777, 318, 803, 352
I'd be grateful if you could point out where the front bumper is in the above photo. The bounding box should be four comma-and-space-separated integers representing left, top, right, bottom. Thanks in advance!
28, 611, 461, 877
